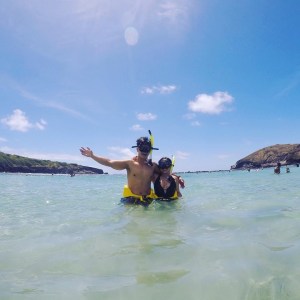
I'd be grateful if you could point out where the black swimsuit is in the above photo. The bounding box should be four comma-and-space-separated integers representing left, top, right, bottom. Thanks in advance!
154, 176, 176, 199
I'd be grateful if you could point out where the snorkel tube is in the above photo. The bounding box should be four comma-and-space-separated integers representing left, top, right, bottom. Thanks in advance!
170, 155, 175, 173
147, 130, 159, 166
148, 130, 154, 166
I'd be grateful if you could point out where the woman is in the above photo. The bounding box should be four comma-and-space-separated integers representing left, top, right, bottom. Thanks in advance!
153, 157, 183, 200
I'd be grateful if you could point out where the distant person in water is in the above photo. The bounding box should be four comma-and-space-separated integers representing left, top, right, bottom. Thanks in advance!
153, 157, 183, 200
80, 136, 160, 205
274, 162, 281, 174
286, 166, 290, 173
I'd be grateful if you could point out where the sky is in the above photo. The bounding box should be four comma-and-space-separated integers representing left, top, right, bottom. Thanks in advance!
1, 0, 300, 174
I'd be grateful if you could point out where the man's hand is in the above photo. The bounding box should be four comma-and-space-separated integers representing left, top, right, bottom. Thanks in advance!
178, 177, 185, 189
80, 147, 93, 158
172, 174, 185, 188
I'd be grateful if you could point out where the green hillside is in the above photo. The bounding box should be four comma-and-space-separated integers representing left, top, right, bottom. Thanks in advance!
232, 144, 300, 170
0, 152, 103, 174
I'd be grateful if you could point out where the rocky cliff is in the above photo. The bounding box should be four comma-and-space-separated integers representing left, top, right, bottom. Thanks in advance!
0, 152, 104, 174
231, 144, 300, 170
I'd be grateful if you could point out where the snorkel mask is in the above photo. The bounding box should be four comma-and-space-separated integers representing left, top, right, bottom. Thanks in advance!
138, 142, 152, 153
132, 130, 159, 165
158, 157, 173, 169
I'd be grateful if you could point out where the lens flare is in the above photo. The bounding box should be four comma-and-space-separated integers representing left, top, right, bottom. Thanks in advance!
124, 27, 139, 46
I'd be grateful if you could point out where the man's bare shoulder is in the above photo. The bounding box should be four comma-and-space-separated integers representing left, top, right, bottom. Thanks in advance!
127, 157, 156, 171
125, 157, 142, 169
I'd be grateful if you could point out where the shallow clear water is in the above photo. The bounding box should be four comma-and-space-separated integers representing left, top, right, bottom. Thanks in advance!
1, 168, 300, 299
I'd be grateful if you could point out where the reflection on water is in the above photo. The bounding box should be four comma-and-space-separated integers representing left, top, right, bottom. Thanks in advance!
136, 269, 189, 284
246, 276, 299, 300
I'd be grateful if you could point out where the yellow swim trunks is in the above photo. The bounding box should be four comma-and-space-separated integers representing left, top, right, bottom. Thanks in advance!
121, 185, 156, 206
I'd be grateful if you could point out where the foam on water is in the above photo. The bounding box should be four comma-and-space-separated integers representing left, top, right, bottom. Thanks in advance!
1, 168, 300, 299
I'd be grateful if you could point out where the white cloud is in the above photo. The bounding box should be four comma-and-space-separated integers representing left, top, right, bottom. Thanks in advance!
1, 109, 31, 132
183, 113, 201, 126
141, 87, 155, 94
188, 91, 234, 115
175, 151, 190, 160
157, 1, 189, 25
141, 85, 177, 95
1, 109, 46, 132
108, 146, 135, 159
130, 124, 144, 131
0, 137, 7, 142
160, 85, 177, 94
137, 112, 157, 121
35, 119, 47, 130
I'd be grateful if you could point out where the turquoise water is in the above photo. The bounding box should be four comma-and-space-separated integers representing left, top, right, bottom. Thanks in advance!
1, 168, 300, 300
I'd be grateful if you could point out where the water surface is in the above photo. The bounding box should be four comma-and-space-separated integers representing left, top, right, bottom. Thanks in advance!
1, 168, 300, 299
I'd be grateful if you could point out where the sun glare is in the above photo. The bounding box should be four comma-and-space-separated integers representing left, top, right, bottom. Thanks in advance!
124, 26, 139, 46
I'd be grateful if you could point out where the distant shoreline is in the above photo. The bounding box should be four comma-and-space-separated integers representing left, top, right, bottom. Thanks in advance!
0, 172, 108, 176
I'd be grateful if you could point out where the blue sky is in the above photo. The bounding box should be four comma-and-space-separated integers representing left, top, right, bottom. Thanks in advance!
1, 0, 300, 173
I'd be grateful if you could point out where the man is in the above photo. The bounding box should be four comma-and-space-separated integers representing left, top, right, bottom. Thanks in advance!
274, 162, 281, 174
80, 137, 159, 203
